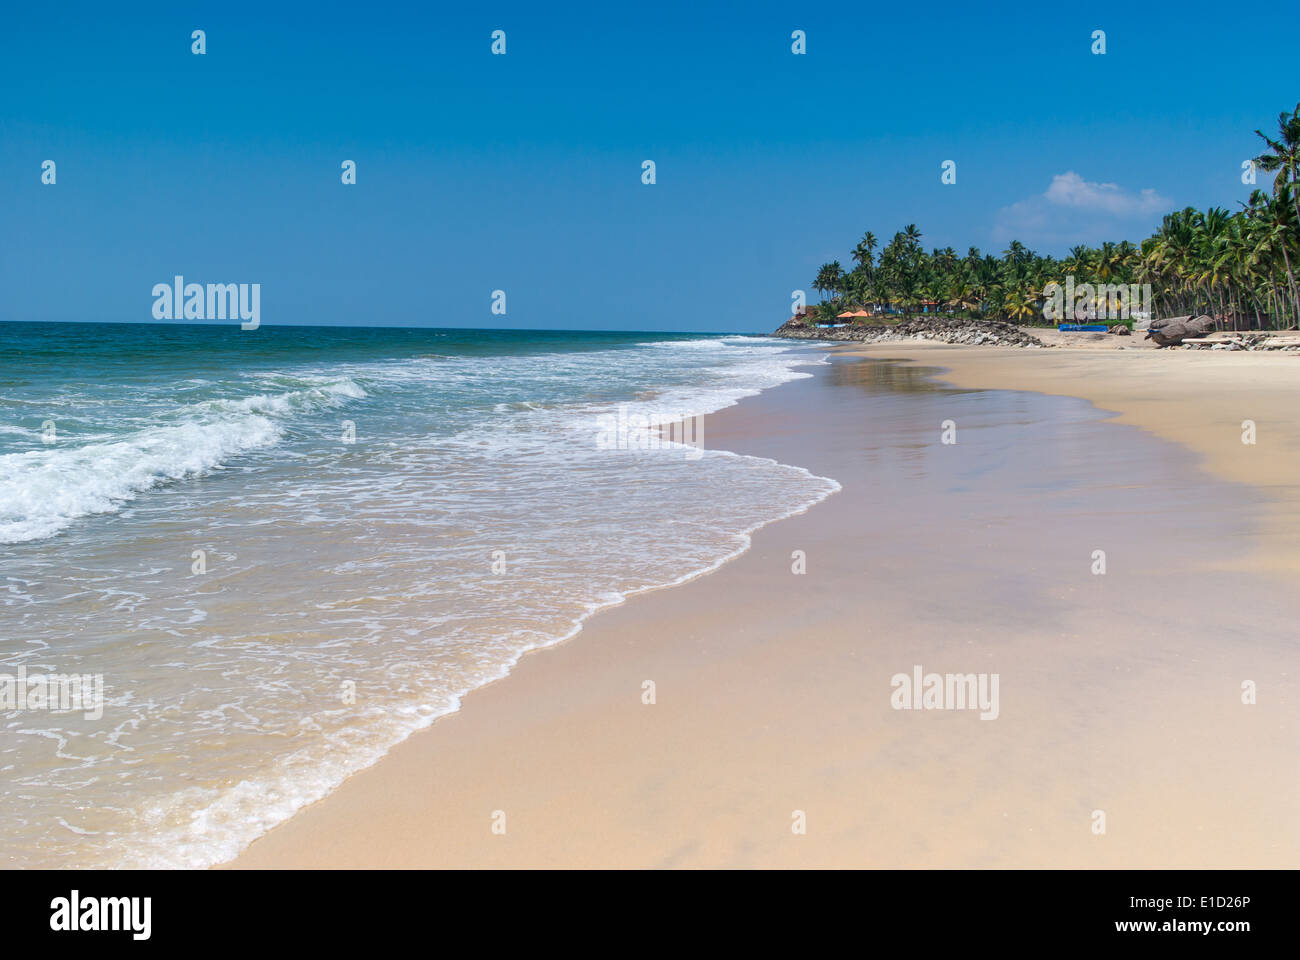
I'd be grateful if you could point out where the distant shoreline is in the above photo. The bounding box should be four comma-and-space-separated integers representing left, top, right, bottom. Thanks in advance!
772, 315, 1047, 347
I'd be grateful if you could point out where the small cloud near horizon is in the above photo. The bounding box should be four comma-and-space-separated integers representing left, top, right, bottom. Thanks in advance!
993, 172, 1172, 251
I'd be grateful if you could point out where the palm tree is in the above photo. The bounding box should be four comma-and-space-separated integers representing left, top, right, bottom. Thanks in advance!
945, 278, 979, 314
852, 232, 878, 270
812, 265, 827, 300
806, 106, 1298, 330
825, 261, 846, 300
1006, 285, 1041, 322
1248, 187, 1300, 327
1255, 102, 1300, 227
813, 263, 838, 301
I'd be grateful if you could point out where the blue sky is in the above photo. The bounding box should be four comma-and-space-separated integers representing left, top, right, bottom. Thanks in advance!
2, 1, 1297, 332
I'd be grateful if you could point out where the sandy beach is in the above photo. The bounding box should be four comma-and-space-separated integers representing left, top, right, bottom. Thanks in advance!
848, 337, 1300, 576
230, 343, 1300, 869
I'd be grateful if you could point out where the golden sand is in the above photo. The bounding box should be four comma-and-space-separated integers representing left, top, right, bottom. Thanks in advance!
229, 345, 1300, 868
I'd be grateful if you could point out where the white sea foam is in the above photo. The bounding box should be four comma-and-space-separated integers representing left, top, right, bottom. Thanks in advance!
0, 378, 366, 543
0, 336, 840, 869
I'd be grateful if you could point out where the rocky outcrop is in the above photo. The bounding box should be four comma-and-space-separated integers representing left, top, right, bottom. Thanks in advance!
1145, 315, 1216, 347
772, 316, 1046, 348
1179, 333, 1300, 351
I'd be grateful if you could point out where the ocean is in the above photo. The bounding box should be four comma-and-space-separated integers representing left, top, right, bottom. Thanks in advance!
0, 322, 837, 867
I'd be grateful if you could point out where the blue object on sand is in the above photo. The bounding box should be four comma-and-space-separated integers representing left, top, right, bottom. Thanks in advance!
1057, 323, 1109, 332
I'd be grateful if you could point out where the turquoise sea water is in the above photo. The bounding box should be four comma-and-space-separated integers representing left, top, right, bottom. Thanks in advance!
0, 322, 837, 867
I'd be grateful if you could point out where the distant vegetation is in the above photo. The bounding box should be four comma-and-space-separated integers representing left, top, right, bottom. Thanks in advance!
806, 103, 1300, 331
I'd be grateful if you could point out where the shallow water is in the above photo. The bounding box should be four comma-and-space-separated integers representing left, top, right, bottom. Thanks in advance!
0, 323, 837, 867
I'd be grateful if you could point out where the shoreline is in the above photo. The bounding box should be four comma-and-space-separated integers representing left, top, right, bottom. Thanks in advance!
834, 340, 1300, 575
229, 344, 1300, 868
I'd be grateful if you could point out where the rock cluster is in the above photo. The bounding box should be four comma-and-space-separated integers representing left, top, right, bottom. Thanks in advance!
1179, 333, 1300, 351
1145, 315, 1216, 346
772, 316, 1046, 348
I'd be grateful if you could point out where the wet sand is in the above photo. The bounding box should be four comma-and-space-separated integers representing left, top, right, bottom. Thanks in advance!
843, 341, 1300, 574
229, 348, 1300, 868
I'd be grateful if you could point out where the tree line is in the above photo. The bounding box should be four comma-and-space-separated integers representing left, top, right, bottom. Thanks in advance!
809, 104, 1300, 330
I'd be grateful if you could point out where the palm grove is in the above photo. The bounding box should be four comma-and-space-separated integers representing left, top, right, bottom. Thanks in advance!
808, 104, 1300, 331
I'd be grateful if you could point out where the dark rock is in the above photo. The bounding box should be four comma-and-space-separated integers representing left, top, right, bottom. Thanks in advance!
1145, 315, 1216, 347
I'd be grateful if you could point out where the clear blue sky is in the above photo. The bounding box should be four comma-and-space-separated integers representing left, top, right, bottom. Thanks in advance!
2, 1, 1296, 332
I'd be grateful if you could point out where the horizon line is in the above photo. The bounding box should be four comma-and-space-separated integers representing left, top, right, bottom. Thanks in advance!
0, 318, 764, 336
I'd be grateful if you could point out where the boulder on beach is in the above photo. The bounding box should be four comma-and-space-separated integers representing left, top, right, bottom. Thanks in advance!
1109, 324, 1131, 336
1145, 315, 1216, 347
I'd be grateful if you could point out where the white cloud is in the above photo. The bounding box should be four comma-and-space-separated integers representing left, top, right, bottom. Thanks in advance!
1042, 172, 1169, 217
993, 172, 1172, 249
